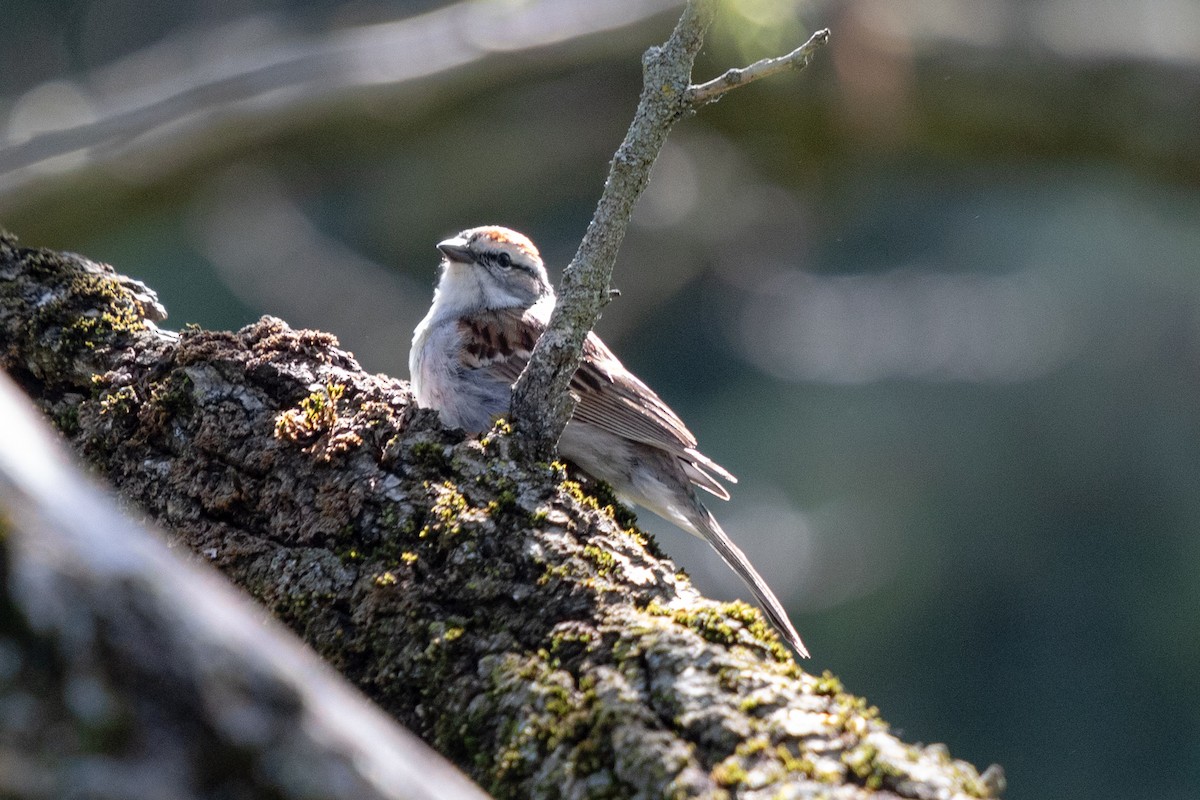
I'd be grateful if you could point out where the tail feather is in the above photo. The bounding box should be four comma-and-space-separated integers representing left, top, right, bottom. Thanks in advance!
691, 507, 810, 659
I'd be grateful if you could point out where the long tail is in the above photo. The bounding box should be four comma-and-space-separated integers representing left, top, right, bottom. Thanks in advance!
691, 506, 810, 658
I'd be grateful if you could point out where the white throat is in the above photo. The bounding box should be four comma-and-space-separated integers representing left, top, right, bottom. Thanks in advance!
428, 262, 554, 320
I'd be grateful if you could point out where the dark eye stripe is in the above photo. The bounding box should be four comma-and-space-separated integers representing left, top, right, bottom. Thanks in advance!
485, 251, 532, 274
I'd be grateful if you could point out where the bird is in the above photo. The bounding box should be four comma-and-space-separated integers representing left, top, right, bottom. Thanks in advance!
409, 225, 809, 658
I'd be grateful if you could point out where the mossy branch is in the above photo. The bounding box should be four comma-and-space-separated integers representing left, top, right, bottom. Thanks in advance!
0, 231, 1002, 798
508, 1, 830, 456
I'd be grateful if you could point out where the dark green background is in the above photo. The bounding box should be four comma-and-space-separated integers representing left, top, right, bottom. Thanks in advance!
3, 1, 1198, 798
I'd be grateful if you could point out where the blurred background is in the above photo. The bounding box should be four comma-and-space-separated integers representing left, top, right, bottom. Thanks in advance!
2, 0, 1198, 797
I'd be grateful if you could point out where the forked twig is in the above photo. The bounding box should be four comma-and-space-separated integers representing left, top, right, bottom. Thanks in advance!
510, 0, 830, 454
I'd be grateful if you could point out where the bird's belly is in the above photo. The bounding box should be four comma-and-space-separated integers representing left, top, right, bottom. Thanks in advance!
411, 322, 507, 434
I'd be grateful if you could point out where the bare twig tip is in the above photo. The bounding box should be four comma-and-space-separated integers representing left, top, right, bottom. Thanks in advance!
685, 26, 831, 109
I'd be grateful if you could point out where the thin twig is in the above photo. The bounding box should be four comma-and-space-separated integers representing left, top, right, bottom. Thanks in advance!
509, 3, 829, 456
509, 0, 719, 455
686, 28, 831, 108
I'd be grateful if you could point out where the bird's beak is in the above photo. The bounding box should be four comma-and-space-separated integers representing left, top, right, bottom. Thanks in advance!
437, 236, 474, 264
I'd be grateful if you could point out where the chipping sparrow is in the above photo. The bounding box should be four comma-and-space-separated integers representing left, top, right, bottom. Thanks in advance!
410, 226, 809, 658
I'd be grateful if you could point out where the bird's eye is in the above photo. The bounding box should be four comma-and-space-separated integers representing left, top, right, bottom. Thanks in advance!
496, 252, 513, 269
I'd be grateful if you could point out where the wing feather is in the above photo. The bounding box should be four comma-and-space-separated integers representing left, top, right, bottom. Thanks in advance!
455, 308, 737, 492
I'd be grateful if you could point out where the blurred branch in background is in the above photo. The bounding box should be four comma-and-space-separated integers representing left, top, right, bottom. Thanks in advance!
0, 0, 683, 199
727, 264, 1083, 384
189, 165, 430, 372
824, 0, 1200, 179
6, 0, 1200, 209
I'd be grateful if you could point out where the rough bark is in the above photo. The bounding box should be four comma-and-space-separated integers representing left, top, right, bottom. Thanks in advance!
0, 230, 1004, 799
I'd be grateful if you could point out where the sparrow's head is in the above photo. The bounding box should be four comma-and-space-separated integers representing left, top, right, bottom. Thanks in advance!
434, 226, 553, 311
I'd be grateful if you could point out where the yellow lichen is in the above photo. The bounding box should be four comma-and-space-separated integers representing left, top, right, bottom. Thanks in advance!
273, 382, 345, 441
419, 481, 469, 538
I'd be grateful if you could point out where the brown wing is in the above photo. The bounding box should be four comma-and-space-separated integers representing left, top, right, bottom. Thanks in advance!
457, 308, 539, 375
456, 307, 736, 497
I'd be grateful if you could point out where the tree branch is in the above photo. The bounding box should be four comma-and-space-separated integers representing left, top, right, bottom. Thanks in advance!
508, 0, 830, 455
0, 231, 1002, 799
687, 28, 831, 108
